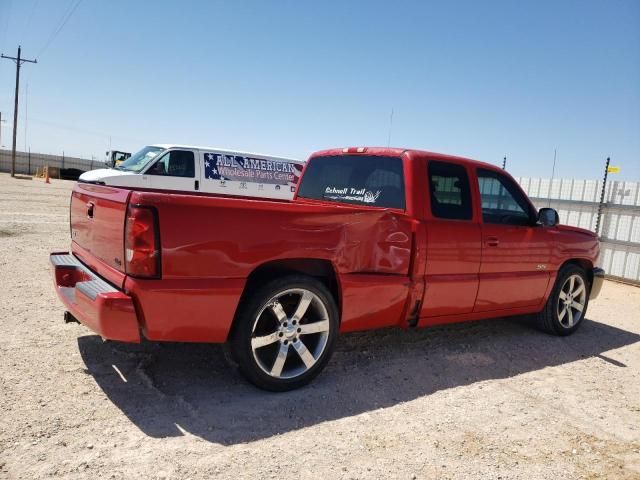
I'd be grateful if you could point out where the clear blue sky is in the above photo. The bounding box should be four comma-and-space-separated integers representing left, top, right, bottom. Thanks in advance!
0, 0, 638, 180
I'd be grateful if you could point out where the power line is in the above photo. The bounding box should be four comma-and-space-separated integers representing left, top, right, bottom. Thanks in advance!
25, 0, 40, 33
0, 0, 12, 54
37, 0, 81, 57
37, 0, 83, 58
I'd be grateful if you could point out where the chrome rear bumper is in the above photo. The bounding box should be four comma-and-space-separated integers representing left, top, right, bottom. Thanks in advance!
50, 252, 140, 342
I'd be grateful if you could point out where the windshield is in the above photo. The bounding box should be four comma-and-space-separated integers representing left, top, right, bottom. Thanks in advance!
113, 151, 130, 162
297, 155, 405, 209
115, 146, 164, 172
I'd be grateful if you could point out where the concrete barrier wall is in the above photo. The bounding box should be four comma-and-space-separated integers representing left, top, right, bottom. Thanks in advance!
0, 149, 102, 176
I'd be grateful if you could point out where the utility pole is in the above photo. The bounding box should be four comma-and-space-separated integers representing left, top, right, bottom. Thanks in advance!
0, 111, 6, 148
1, 46, 37, 177
24, 82, 29, 152
502, 156, 507, 170
0, 111, 3, 168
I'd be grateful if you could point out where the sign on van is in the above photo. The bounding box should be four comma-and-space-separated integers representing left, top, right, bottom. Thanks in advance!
203, 152, 303, 196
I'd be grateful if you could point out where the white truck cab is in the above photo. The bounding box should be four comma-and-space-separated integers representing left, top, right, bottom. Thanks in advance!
79, 144, 305, 200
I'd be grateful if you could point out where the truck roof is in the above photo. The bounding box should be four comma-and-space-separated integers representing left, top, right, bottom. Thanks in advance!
149, 144, 303, 163
310, 147, 501, 171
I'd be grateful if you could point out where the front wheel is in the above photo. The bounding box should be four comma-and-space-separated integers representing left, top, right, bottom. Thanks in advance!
536, 264, 590, 336
229, 275, 339, 391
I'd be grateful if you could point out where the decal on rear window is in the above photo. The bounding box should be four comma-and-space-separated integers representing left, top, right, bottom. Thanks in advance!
323, 187, 382, 204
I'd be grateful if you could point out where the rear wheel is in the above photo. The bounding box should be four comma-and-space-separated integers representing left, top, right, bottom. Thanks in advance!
230, 275, 339, 391
536, 264, 590, 336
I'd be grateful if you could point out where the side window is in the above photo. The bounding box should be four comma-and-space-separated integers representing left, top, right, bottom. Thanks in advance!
147, 150, 195, 178
428, 161, 473, 220
477, 169, 533, 225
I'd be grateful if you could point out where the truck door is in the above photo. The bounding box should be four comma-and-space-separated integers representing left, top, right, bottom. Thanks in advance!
474, 168, 550, 312
146, 149, 200, 192
420, 160, 482, 318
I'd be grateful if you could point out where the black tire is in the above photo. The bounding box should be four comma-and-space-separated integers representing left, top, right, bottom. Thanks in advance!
229, 274, 339, 391
536, 264, 590, 336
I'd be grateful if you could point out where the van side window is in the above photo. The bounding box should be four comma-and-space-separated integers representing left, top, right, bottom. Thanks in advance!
477, 169, 533, 225
428, 161, 473, 220
147, 150, 195, 178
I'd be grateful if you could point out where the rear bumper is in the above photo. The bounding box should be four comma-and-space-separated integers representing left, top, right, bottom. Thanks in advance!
50, 252, 140, 342
590, 267, 605, 300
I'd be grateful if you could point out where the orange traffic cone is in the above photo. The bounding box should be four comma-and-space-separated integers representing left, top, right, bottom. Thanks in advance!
45, 166, 51, 184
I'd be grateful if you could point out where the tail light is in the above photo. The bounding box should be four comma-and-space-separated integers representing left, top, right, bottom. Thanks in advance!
125, 205, 161, 278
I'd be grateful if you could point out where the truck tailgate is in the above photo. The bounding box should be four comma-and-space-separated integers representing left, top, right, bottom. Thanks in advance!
70, 182, 131, 288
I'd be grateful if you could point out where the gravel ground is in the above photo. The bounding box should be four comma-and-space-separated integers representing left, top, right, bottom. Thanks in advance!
0, 172, 639, 480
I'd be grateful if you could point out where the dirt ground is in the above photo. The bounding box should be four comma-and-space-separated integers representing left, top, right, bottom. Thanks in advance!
0, 172, 638, 480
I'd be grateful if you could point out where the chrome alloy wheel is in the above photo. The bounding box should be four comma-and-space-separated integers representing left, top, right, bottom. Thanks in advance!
250, 288, 330, 379
557, 274, 587, 328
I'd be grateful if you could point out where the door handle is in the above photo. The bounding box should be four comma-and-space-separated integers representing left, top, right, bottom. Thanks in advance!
486, 236, 499, 247
86, 202, 94, 218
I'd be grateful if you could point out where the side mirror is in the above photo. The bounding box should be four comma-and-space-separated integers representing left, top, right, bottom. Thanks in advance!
538, 207, 559, 227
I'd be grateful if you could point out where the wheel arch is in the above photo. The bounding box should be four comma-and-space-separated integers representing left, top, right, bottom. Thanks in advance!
559, 258, 594, 286
228, 258, 341, 341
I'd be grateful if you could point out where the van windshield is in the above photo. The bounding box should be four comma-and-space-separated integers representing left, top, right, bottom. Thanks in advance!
115, 146, 164, 172
297, 155, 405, 209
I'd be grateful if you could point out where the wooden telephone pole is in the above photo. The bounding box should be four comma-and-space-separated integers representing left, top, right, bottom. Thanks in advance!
1, 46, 37, 177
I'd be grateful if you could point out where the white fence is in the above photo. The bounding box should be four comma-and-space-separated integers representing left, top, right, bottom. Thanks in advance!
517, 177, 640, 284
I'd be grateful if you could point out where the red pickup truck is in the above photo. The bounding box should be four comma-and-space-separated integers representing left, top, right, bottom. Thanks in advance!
51, 147, 604, 391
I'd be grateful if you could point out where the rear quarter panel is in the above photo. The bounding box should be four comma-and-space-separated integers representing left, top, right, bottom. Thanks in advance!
132, 191, 413, 278
127, 190, 415, 341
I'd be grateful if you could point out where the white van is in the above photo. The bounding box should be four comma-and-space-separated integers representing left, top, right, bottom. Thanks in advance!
79, 144, 305, 200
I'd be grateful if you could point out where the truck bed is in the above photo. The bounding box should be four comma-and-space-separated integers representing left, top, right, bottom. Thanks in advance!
67, 184, 417, 341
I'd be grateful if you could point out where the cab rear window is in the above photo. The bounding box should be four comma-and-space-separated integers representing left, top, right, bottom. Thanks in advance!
297, 155, 405, 209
